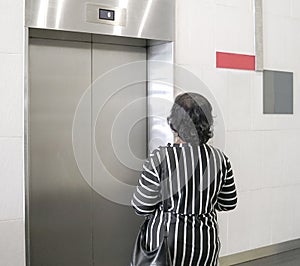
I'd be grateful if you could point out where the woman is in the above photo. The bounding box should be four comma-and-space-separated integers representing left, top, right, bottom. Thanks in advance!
132, 92, 237, 266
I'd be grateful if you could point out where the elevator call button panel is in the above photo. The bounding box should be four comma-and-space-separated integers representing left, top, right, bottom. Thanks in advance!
86, 4, 126, 26
99, 9, 115, 21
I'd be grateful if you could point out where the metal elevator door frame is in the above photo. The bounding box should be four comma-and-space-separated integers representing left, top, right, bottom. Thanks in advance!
25, 0, 174, 264
27, 30, 148, 266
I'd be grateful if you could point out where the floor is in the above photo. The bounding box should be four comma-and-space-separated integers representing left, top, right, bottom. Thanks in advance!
234, 249, 300, 266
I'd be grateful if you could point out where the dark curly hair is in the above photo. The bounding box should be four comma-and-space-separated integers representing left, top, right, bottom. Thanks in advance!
167, 93, 214, 145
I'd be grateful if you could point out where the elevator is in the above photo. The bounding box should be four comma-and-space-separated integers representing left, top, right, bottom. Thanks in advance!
25, 1, 174, 265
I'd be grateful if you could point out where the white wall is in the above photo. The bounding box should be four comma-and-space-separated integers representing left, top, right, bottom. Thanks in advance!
0, 0, 25, 265
176, 0, 300, 256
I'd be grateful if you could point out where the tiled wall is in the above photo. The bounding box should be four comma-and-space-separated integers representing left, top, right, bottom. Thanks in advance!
0, 1, 25, 265
176, 0, 300, 256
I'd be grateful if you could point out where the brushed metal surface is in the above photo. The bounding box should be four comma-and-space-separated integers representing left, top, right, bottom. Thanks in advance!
25, 0, 174, 41
30, 28, 92, 42
28, 35, 150, 265
92, 43, 146, 265
29, 28, 147, 47
86, 3, 126, 26
28, 37, 93, 266
92, 33, 146, 47
147, 42, 174, 152
24, 27, 31, 266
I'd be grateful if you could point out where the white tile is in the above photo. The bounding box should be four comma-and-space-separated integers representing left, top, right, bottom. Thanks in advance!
0, 220, 25, 266
270, 187, 294, 244
0, 54, 23, 137
0, 138, 23, 221
176, 0, 254, 68
261, 131, 285, 188
175, 0, 192, 65
215, 0, 253, 12
252, 111, 300, 131
218, 212, 228, 256
0, 1, 24, 54
249, 189, 272, 249
291, 185, 300, 238
263, 0, 291, 17
188, 7, 216, 68
215, 5, 255, 55
227, 71, 252, 131
176, 1, 216, 68
282, 130, 300, 185
225, 131, 265, 192
263, 15, 294, 71
174, 63, 203, 85
288, 19, 300, 69
201, 68, 228, 132
291, 0, 300, 18
227, 191, 252, 254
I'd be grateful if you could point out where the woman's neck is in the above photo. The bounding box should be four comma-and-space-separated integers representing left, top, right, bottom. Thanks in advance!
175, 136, 185, 144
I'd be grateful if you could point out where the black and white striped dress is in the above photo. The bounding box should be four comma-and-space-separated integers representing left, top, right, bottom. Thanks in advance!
132, 143, 237, 266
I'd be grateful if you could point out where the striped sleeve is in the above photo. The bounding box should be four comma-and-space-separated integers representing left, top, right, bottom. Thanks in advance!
131, 149, 161, 215
216, 156, 237, 212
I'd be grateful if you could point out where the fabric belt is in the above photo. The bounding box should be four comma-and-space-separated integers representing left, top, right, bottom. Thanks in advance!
164, 210, 216, 219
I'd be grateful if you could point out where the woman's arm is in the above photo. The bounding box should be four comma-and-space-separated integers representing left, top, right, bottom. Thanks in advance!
131, 150, 161, 215
216, 156, 238, 211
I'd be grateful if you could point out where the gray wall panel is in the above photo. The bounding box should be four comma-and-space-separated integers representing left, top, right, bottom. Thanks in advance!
263, 70, 293, 114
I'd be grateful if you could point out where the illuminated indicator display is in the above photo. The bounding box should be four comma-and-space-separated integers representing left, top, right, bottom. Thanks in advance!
99, 9, 115, 21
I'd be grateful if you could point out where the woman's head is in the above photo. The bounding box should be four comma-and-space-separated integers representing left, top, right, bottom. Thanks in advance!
167, 92, 213, 145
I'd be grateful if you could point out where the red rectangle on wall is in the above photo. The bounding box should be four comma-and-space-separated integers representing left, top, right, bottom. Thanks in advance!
216, 52, 256, 71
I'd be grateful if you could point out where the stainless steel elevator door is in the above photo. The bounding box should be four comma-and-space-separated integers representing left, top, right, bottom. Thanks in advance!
29, 38, 93, 266
29, 34, 147, 266
92, 43, 146, 265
